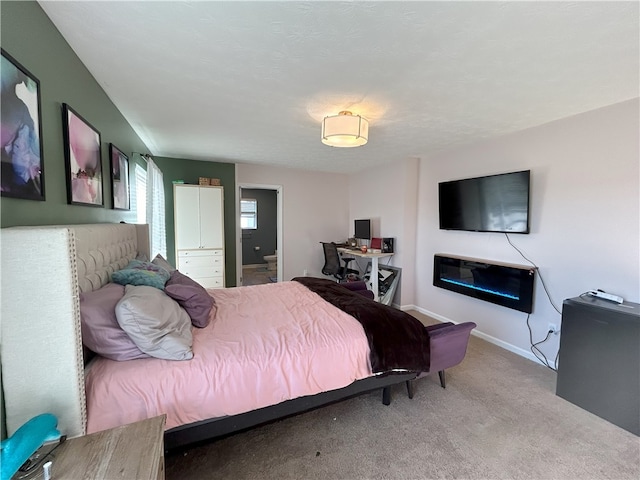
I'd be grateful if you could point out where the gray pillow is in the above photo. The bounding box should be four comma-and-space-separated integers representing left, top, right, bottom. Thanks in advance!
115, 285, 193, 361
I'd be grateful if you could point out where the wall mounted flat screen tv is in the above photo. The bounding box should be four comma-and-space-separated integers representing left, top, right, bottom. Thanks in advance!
439, 170, 530, 234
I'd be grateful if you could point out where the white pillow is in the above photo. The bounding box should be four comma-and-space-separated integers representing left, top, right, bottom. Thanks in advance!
116, 285, 193, 360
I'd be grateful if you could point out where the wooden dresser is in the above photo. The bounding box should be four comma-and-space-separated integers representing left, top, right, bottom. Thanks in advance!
50, 415, 166, 479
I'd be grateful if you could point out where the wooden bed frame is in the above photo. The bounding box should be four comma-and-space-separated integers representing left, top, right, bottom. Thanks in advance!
1, 223, 417, 450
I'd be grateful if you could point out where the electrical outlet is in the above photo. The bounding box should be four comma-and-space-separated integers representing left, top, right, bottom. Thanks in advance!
548, 323, 559, 335
303, 269, 308, 276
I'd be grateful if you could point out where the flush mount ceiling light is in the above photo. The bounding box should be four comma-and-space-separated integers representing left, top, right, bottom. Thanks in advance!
321, 111, 369, 147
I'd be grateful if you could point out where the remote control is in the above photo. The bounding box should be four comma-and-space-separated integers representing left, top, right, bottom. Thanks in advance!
588, 290, 624, 304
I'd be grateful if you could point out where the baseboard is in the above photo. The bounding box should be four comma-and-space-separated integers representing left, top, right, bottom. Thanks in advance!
401, 304, 540, 365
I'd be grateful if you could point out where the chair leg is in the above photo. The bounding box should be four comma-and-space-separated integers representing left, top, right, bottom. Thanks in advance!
438, 370, 446, 389
406, 380, 415, 399
382, 386, 391, 405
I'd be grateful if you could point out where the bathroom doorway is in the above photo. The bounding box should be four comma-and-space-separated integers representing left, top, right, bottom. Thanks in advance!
237, 184, 282, 286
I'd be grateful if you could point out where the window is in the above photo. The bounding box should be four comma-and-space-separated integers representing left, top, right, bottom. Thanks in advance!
241, 198, 257, 229
133, 159, 166, 258
134, 163, 147, 225
145, 159, 166, 258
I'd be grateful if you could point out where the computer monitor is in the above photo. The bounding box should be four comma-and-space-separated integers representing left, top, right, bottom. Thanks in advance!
354, 219, 371, 240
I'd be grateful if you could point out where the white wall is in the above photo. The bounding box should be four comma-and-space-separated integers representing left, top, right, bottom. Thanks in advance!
415, 99, 639, 363
238, 100, 638, 366
236, 163, 350, 281
349, 158, 420, 305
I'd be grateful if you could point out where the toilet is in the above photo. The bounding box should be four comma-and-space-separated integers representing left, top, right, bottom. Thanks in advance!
263, 251, 278, 272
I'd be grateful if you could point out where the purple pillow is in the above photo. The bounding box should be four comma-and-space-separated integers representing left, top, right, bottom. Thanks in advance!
164, 271, 216, 328
79, 283, 149, 361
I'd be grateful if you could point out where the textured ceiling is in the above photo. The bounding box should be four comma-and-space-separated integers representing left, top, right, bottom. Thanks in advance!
38, 1, 639, 174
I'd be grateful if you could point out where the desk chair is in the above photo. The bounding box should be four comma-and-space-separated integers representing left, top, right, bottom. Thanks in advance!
321, 242, 359, 282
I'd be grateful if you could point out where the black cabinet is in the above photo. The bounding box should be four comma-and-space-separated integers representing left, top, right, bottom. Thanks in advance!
556, 296, 639, 436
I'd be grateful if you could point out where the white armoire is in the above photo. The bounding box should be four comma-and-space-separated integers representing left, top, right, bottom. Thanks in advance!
174, 184, 225, 288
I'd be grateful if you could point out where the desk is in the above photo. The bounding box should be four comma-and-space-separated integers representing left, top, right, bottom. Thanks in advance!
337, 247, 394, 302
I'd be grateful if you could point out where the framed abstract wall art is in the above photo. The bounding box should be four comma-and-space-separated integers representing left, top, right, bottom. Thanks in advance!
1, 49, 45, 201
109, 143, 130, 210
62, 103, 103, 207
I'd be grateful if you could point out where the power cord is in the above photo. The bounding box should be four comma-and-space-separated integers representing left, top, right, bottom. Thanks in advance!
504, 233, 561, 314
506, 233, 560, 371
526, 314, 558, 371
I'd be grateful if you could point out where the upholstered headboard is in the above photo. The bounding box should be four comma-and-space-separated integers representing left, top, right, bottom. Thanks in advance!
1, 223, 149, 438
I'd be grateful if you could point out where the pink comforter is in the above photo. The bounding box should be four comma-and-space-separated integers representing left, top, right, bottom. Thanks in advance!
85, 281, 372, 433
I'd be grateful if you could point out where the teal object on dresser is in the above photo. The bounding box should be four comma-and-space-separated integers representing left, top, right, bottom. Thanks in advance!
0, 413, 62, 480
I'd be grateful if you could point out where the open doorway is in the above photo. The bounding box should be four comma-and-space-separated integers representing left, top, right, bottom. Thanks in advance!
237, 184, 282, 286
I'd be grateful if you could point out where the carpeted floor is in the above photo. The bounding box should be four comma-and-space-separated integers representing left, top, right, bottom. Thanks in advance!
165, 311, 639, 479
242, 265, 274, 286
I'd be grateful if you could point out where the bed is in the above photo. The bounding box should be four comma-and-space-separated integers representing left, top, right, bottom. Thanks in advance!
0, 223, 432, 451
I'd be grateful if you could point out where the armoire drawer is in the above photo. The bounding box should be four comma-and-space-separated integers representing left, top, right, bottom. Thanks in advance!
179, 265, 224, 279
178, 252, 224, 269
197, 276, 225, 289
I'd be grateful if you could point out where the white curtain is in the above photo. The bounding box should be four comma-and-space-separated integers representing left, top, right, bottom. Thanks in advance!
145, 158, 166, 258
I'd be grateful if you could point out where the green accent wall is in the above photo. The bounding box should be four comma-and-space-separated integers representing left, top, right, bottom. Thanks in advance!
0, 2, 238, 288
1, 1, 148, 226
153, 157, 237, 287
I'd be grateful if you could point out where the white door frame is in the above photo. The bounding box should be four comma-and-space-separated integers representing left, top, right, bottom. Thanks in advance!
236, 183, 283, 285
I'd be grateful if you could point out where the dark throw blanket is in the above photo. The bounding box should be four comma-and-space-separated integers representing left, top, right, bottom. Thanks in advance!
293, 277, 430, 373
